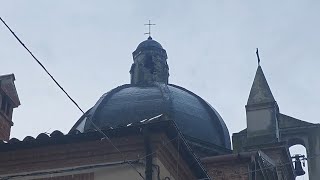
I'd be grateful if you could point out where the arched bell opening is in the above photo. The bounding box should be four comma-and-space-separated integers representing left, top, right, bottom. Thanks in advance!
289, 144, 308, 180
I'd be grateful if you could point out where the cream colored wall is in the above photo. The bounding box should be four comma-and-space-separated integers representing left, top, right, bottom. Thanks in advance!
7, 158, 178, 180
94, 164, 145, 180
94, 158, 176, 180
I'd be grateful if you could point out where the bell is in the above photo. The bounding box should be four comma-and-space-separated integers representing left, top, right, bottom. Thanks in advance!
294, 155, 305, 176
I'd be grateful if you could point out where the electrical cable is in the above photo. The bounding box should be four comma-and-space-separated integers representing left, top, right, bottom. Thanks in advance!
0, 16, 145, 180
4, 16, 314, 180
0, 135, 180, 180
0, 160, 141, 179
0, 17, 84, 114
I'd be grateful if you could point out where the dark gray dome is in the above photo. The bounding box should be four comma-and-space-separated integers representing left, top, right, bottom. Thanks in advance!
71, 83, 231, 149
136, 36, 163, 50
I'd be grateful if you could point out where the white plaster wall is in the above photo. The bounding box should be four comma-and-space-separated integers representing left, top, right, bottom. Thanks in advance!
94, 158, 176, 180
94, 164, 145, 180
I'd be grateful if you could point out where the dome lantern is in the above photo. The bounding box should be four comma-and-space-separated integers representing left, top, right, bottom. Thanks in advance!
130, 36, 169, 85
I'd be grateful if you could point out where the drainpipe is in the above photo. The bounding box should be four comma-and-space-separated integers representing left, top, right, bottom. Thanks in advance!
144, 127, 153, 180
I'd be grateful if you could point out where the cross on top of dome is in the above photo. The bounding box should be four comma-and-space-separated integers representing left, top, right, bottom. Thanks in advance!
144, 20, 156, 38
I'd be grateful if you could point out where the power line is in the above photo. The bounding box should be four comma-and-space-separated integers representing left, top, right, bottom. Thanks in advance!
1, 16, 316, 180
0, 17, 84, 114
88, 116, 145, 179
0, 135, 180, 180
2, 148, 314, 180
0, 16, 145, 180
0, 18, 197, 179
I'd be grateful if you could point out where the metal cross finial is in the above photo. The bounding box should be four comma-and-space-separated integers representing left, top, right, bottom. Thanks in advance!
144, 20, 156, 37
256, 48, 261, 66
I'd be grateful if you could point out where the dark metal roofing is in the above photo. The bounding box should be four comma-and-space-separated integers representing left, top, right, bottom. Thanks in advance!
136, 36, 163, 50
0, 74, 15, 81
132, 36, 167, 60
71, 83, 231, 150
0, 120, 210, 180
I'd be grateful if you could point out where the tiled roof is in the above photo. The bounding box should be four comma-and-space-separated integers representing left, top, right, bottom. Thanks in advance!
0, 120, 210, 179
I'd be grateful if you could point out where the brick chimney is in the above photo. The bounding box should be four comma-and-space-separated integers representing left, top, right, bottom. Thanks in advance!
0, 74, 20, 141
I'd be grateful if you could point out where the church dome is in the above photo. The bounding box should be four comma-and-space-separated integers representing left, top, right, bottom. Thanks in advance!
72, 83, 231, 149
136, 36, 163, 50
71, 36, 231, 152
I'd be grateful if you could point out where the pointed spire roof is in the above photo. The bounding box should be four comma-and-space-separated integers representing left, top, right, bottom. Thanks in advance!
247, 65, 275, 105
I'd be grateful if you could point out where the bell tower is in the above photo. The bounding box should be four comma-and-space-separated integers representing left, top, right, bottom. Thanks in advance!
245, 65, 280, 145
0, 74, 20, 141
233, 58, 320, 179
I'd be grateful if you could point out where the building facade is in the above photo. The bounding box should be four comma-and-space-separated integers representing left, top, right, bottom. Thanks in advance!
0, 36, 318, 180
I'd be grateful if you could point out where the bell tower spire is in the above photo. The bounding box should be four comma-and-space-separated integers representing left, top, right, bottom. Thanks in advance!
245, 51, 280, 145
247, 65, 275, 105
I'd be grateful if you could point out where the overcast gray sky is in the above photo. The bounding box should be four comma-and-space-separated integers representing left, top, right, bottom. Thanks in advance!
1, 1, 318, 178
